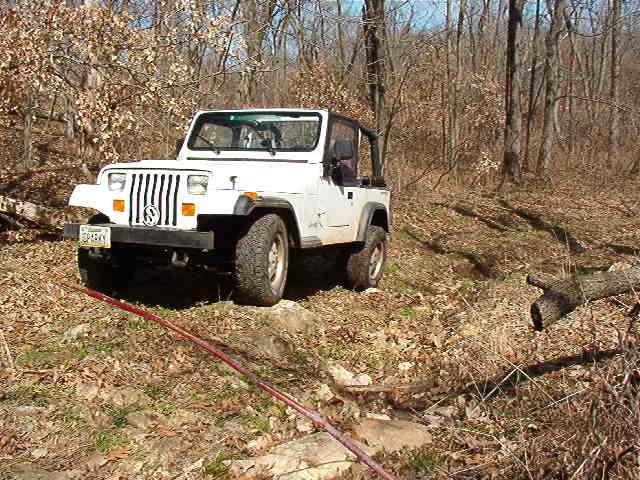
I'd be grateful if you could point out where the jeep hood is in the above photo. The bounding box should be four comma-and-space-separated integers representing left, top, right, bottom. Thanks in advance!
102, 159, 310, 194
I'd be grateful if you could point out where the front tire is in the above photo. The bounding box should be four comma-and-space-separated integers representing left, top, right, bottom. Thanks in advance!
346, 226, 388, 290
77, 247, 118, 294
234, 214, 289, 306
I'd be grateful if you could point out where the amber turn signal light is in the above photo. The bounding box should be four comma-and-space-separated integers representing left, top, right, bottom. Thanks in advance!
182, 203, 196, 216
113, 199, 125, 212
243, 192, 259, 199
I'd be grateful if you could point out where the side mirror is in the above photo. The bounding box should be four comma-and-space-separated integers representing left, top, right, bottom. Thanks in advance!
175, 137, 185, 158
332, 139, 354, 161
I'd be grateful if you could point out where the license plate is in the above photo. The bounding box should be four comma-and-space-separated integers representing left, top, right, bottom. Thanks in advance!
79, 225, 111, 248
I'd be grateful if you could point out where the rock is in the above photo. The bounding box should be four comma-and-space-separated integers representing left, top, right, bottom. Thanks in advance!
609, 261, 632, 272
260, 300, 318, 334
13, 406, 46, 416
220, 419, 246, 434
11, 462, 50, 480
398, 362, 414, 372
325, 362, 357, 386
143, 436, 183, 469
314, 384, 335, 402
115, 459, 144, 476
247, 335, 291, 360
12, 466, 81, 480
31, 448, 48, 459
125, 410, 165, 430
75, 380, 100, 401
62, 323, 91, 342
295, 417, 315, 434
353, 373, 372, 385
86, 453, 108, 470
229, 432, 375, 480
82, 408, 111, 428
422, 414, 445, 427
246, 434, 273, 453
103, 386, 151, 407
56, 470, 84, 480
220, 375, 249, 390
365, 413, 391, 421
352, 418, 432, 452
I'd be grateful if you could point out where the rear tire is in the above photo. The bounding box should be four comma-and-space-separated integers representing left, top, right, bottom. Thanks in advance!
345, 225, 388, 290
234, 214, 289, 306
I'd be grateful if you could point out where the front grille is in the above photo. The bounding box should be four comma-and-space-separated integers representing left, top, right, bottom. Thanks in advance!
128, 173, 181, 226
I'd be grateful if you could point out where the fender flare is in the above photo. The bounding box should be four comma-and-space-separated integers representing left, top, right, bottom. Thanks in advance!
232, 195, 301, 247
356, 202, 390, 242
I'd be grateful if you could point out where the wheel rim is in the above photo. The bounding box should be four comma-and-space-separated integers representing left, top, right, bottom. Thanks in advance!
268, 231, 286, 291
369, 242, 384, 281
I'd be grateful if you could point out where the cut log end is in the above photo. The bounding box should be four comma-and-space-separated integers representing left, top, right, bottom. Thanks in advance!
528, 266, 640, 331
530, 303, 545, 331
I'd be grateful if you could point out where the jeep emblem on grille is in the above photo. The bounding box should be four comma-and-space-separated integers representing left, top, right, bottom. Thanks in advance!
143, 205, 160, 226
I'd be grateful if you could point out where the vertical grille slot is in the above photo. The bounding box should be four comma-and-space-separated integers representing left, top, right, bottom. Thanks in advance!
127, 172, 180, 226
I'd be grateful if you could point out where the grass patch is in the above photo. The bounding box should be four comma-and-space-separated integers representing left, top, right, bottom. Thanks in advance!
95, 429, 127, 453
103, 403, 140, 428
407, 449, 445, 474
3, 384, 62, 407
16, 346, 58, 368
204, 453, 232, 478
143, 383, 168, 400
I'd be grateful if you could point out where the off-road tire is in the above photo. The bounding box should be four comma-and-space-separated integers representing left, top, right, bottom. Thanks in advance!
234, 213, 289, 306
345, 225, 388, 290
77, 247, 119, 294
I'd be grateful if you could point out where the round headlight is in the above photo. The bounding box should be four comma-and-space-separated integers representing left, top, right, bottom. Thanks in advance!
108, 173, 126, 191
188, 175, 208, 195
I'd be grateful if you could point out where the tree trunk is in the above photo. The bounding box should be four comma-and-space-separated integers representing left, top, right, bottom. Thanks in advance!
523, 0, 541, 173
363, 0, 390, 171
537, 0, 567, 175
502, 0, 524, 184
607, 0, 621, 165
23, 90, 35, 169
528, 267, 640, 331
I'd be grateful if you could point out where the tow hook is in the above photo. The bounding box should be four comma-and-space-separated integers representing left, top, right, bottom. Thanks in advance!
171, 250, 189, 268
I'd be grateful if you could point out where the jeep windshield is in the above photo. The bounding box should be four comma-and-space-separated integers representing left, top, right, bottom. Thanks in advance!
187, 112, 322, 153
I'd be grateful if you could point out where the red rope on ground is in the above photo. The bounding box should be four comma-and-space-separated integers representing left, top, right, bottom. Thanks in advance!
58, 280, 397, 480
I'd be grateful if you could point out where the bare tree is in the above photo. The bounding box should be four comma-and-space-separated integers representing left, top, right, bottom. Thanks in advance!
607, 0, 621, 164
537, 0, 568, 175
363, 0, 390, 170
501, 0, 524, 185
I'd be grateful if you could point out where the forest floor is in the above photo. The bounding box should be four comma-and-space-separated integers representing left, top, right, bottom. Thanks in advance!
1, 140, 639, 479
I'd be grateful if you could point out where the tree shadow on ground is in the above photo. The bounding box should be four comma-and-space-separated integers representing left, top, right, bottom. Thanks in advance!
601, 243, 640, 256
391, 347, 623, 411
435, 202, 509, 233
458, 347, 622, 402
497, 199, 586, 254
403, 228, 499, 279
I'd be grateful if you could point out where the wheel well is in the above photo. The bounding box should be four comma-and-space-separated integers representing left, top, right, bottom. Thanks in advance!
370, 208, 389, 232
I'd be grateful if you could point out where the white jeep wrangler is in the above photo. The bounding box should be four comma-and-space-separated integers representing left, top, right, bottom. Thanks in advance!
63, 109, 390, 306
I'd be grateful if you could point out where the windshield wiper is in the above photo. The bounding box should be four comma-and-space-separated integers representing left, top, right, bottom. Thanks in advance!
194, 134, 221, 154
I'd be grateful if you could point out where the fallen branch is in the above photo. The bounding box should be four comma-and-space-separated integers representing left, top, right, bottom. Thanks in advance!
0, 194, 82, 229
528, 267, 640, 331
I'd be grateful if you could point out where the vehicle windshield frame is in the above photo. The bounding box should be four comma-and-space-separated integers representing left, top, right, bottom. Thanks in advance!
187, 111, 323, 154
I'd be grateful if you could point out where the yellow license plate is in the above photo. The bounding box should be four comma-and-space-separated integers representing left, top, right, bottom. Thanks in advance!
78, 225, 111, 248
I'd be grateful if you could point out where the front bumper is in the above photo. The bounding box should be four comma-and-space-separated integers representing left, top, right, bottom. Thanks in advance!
63, 224, 214, 250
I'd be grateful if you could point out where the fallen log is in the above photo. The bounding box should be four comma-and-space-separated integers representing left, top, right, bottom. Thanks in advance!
528, 266, 640, 331
0, 194, 82, 229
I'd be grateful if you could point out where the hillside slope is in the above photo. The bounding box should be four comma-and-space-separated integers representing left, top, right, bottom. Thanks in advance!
1, 173, 639, 479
